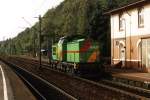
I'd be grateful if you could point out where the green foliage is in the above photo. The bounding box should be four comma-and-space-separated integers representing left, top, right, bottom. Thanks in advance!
0, 0, 137, 56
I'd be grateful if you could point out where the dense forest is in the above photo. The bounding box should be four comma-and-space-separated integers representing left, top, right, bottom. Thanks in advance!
0, 0, 138, 57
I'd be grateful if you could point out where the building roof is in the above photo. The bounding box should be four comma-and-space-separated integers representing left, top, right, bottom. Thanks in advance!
105, 0, 150, 15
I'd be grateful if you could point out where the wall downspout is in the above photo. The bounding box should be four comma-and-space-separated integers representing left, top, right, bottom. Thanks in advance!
126, 11, 131, 68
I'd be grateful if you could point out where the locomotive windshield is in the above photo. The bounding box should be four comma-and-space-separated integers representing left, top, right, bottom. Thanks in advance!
58, 37, 67, 44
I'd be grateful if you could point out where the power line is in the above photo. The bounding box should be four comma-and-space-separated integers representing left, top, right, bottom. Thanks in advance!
38, 0, 47, 10
34, 0, 48, 15
22, 17, 38, 58
22, 17, 33, 27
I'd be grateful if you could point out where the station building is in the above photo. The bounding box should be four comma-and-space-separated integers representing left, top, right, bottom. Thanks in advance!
106, 0, 150, 72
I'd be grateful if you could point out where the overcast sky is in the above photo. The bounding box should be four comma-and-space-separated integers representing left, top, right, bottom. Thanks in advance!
0, 0, 64, 41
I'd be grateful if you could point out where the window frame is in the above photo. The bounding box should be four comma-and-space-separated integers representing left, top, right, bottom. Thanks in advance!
52, 47, 56, 55
119, 13, 124, 31
138, 7, 144, 28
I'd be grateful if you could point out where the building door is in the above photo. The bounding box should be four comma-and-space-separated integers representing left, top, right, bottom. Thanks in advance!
138, 41, 141, 68
119, 43, 125, 66
142, 39, 150, 68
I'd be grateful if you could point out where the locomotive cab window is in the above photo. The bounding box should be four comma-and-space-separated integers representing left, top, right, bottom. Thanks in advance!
52, 47, 56, 55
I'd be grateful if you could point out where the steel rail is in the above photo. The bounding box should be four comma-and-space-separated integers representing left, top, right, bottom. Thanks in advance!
0, 58, 77, 100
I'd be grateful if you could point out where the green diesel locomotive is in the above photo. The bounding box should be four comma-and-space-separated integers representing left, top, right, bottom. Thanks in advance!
51, 36, 102, 78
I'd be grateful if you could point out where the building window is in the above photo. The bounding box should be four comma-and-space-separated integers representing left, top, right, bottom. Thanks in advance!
115, 41, 119, 46
138, 7, 144, 27
119, 13, 124, 31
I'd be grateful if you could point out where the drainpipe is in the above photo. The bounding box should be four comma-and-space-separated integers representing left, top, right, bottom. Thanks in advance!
124, 19, 127, 67
126, 11, 131, 68
122, 18, 126, 67
123, 12, 131, 68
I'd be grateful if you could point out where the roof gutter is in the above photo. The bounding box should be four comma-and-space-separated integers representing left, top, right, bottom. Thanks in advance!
104, 0, 148, 15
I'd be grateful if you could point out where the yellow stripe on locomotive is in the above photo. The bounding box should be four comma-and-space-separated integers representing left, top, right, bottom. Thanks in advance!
52, 37, 100, 63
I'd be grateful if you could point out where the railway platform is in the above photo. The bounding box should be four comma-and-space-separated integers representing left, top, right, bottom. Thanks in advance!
0, 61, 36, 100
109, 68, 150, 89
113, 72, 150, 82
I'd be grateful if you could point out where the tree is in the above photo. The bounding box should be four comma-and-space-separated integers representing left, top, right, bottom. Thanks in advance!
0, 0, 137, 57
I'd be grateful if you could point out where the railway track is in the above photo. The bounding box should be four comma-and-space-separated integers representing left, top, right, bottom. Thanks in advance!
101, 80, 150, 98
12, 57, 150, 98
0, 56, 149, 100
0, 57, 77, 100
9, 57, 150, 98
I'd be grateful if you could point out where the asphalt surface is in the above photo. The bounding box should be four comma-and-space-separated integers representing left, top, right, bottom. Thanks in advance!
0, 61, 36, 100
